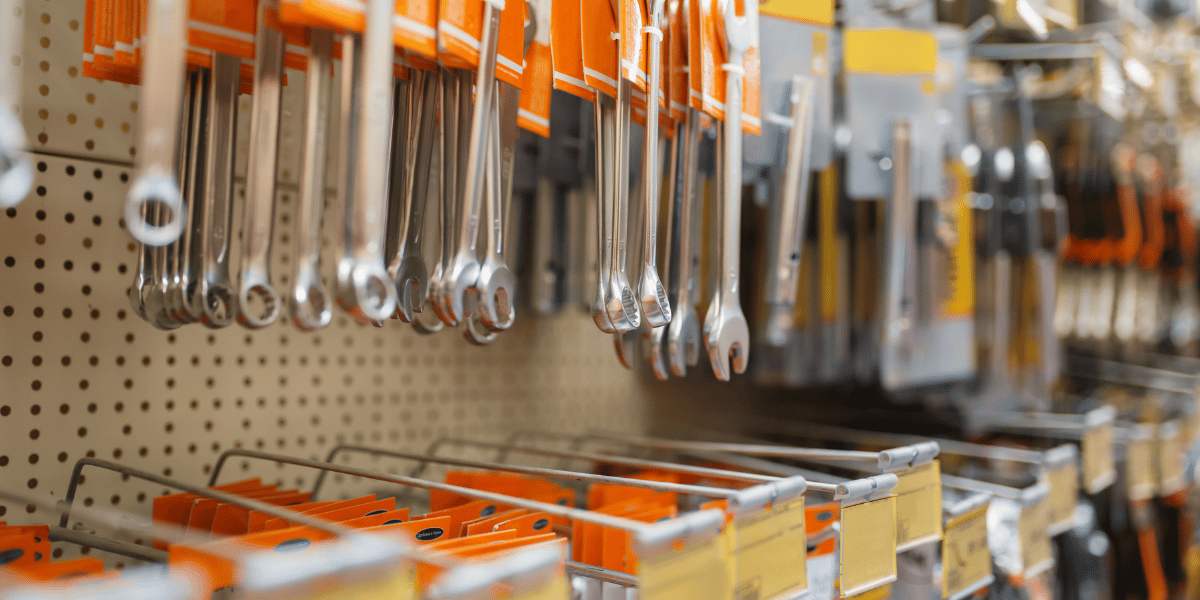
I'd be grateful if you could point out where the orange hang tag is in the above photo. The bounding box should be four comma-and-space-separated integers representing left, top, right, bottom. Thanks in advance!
93, 0, 117, 70
580, 0, 619, 98
742, 42, 761, 134
364, 516, 453, 544
464, 509, 530, 536
341, 508, 411, 528
168, 527, 337, 594
419, 500, 515, 538
304, 497, 396, 524
114, 0, 136, 65
602, 505, 677, 574
188, 0, 257, 61
495, 0, 525, 87
450, 533, 560, 558
495, 512, 557, 537
152, 479, 271, 548
550, 0, 593, 99
9, 558, 106, 582
619, 0, 648, 88
686, 0, 703, 109
697, 0, 722, 119
438, 0, 484, 68
518, 0, 553, 135
395, 0, 439, 59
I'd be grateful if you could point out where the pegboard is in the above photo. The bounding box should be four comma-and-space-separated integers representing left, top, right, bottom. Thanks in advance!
0, 0, 697, 569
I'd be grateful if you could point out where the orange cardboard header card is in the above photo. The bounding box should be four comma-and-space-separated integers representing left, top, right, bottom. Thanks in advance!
363, 515, 453, 544
341, 508, 411, 528
464, 509, 530, 536
169, 526, 337, 593
418, 500, 515, 538
518, 0, 553, 135
550, 0, 592, 99
619, 0, 648, 88
581, 0, 619, 98
8, 558, 105, 582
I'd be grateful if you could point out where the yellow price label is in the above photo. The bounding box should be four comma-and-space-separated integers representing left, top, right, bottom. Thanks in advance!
1046, 462, 1079, 535
893, 461, 943, 550
639, 532, 734, 600
730, 499, 808, 600
1126, 432, 1156, 500
506, 572, 569, 600
315, 564, 418, 600
843, 29, 937, 75
1081, 423, 1115, 494
839, 496, 898, 597
759, 0, 835, 27
941, 503, 992, 600
1018, 498, 1053, 578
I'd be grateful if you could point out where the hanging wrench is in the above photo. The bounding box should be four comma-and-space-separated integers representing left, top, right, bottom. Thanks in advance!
636, 0, 672, 328
667, 108, 702, 375
763, 76, 815, 346
879, 120, 918, 389
477, 80, 518, 332
428, 67, 460, 327
125, 0, 189, 246
171, 68, 211, 324
290, 31, 335, 331
591, 94, 617, 333
237, 0, 286, 329
647, 125, 682, 380
150, 74, 198, 329
0, 0, 32, 207
462, 118, 505, 346
390, 69, 438, 322
337, 0, 401, 324
438, 0, 504, 325
196, 53, 240, 329
705, 0, 756, 381
606, 76, 641, 331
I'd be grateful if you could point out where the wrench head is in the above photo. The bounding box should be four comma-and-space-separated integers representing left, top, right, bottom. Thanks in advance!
412, 299, 446, 334
339, 262, 399, 325
606, 276, 641, 332
0, 114, 33, 208
716, 0, 757, 56
128, 275, 148, 320
462, 313, 497, 345
199, 280, 237, 329
702, 288, 722, 339
645, 325, 670, 381
237, 275, 282, 329
126, 173, 187, 246
638, 268, 673, 328
391, 255, 429, 323
438, 253, 481, 326
476, 258, 516, 332
290, 273, 333, 332
667, 303, 701, 376
592, 287, 617, 333
763, 304, 794, 347
706, 303, 750, 381
613, 331, 637, 369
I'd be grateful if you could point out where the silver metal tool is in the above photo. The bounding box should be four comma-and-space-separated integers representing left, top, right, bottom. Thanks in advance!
390, 69, 438, 322
879, 120, 918, 389
636, 0, 671, 328
706, 0, 757, 381
428, 67, 459, 327
147, 75, 196, 330
763, 76, 815, 347
195, 53, 240, 329
172, 67, 210, 325
337, 0, 400, 324
236, 0, 286, 329
667, 109, 702, 376
592, 94, 617, 333
438, 0, 504, 325
476, 80, 518, 332
290, 31, 335, 331
124, 0, 189, 246
606, 77, 641, 331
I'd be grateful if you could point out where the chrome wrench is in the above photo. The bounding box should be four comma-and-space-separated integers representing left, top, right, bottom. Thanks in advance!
196, 53, 240, 329
636, 0, 671, 328
705, 0, 756, 381
607, 76, 640, 331
763, 76, 815, 346
591, 94, 617, 333
337, 0, 400, 324
477, 79, 518, 332
667, 108, 702, 376
290, 31, 335, 331
390, 68, 438, 322
428, 67, 460, 327
125, 0, 189, 246
237, 0, 285, 329
438, 0, 504, 325
174, 67, 212, 325
646, 126, 676, 380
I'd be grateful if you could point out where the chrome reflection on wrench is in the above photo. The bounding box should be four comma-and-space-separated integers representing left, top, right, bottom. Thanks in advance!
667, 109, 702, 376
290, 31, 335, 331
428, 68, 459, 326
337, 0, 400, 324
236, 1, 285, 328
636, 0, 671, 328
390, 69, 438, 322
591, 95, 617, 333
196, 53, 240, 329
438, 0, 503, 325
606, 77, 640, 331
173, 67, 211, 325
125, 0, 189, 246
763, 76, 815, 347
151, 74, 198, 329
477, 81, 517, 332
705, 0, 756, 381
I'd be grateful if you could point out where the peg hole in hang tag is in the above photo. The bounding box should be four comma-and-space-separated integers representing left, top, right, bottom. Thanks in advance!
274, 538, 313, 554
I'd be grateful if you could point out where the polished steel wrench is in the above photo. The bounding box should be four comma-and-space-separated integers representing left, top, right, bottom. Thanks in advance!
390, 69, 438, 322
196, 53, 240, 329
636, 0, 671, 328
667, 108, 702, 375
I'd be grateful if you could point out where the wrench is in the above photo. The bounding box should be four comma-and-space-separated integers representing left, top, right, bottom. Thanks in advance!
667, 108, 702, 376
176, 67, 213, 325
196, 53, 240, 329
462, 120, 505, 346
879, 120, 917, 388
337, 0, 401, 324
705, 0, 756, 381
0, 0, 32, 207
125, 0, 189, 246
428, 67, 460, 326
149, 74, 198, 329
636, 0, 672, 328
647, 123, 685, 379
389, 69, 438, 322
476, 80, 518, 332
438, 0, 504, 325
591, 94, 617, 333
290, 31, 335, 331
763, 76, 815, 347
606, 76, 641, 331
237, 0, 286, 329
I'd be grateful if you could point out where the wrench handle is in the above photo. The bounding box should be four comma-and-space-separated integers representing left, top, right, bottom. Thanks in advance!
766, 76, 816, 307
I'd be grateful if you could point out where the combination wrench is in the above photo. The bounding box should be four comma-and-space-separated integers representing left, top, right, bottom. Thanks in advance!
636, 0, 671, 328
237, 0, 286, 329
705, 0, 757, 380
476, 80, 519, 332
389, 69, 438, 322
438, 0, 504, 325
667, 108, 702, 375
591, 94, 617, 333
173, 67, 212, 325
290, 31, 335, 331
337, 0, 401, 324
196, 53, 241, 329
606, 76, 640, 331
427, 67, 460, 327
125, 0, 189, 246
